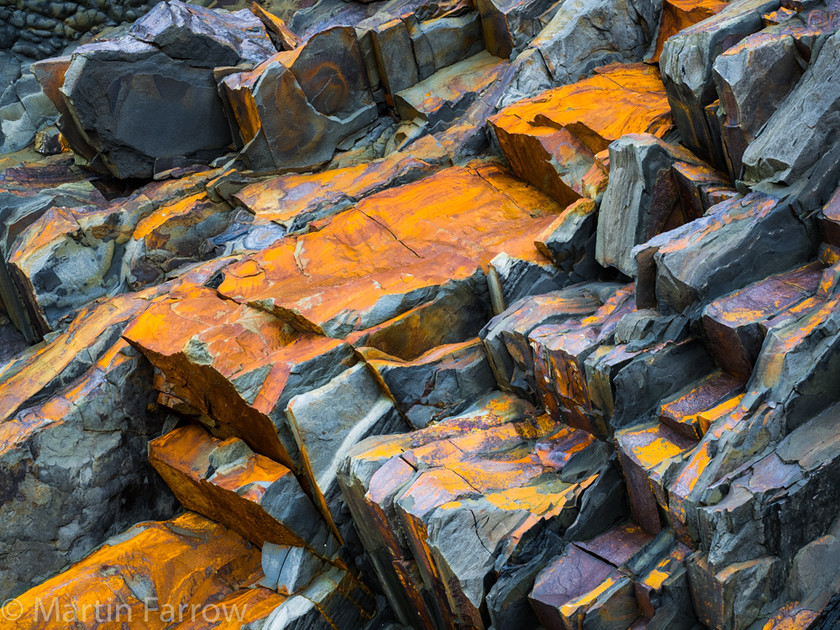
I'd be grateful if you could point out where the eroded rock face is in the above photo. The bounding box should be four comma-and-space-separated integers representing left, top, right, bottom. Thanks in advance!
7, 0, 840, 626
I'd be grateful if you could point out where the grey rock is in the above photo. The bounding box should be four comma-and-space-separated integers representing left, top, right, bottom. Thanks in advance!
742, 29, 840, 185
659, 0, 780, 167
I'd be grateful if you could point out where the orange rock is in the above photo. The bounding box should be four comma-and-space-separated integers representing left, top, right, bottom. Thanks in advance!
232, 135, 448, 232
149, 424, 338, 555
9, 512, 262, 629
649, 0, 729, 63
488, 63, 673, 204
122, 287, 355, 468
216, 163, 562, 337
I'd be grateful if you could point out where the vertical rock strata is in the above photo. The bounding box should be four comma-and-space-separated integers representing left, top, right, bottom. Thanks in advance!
1, 0, 840, 627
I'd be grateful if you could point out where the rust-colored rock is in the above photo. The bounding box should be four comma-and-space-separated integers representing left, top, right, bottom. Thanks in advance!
650, 0, 729, 63
149, 424, 337, 554
488, 63, 673, 205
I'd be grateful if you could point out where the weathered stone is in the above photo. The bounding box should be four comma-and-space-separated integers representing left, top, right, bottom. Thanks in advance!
395, 51, 508, 131
528, 0, 660, 85
650, 0, 728, 63
123, 287, 356, 470
0, 340, 177, 600
534, 198, 599, 278
596, 133, 726, 276
362, 338, 496, 429
821, 183, 840, 247
221, 26, 377, 172
701, 262, 823, 380
659, 0, 781, 167
216, 163, 564, 336
149, 424, 338, 556
658, 371, 745, 439
635, 193, 814, 313
480, 283, 609, 394
489, 63, 673, 205
10, 512, 264, 627
5, 168, 224, 333
476, 0, 555, 58
711, 10, 840, 177
54, 1, 275, 178
285, 364, 407, 541
530, 284, 636, 437
406, 11, 484, 80
742, 29, 840, 185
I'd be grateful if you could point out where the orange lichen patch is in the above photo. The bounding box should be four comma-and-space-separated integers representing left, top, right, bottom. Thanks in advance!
11, 512, 261, 629
123, 288, 352, 467
749, 294, 840, 393
658, 371, 744, 440
489, 63, 672, 203
616, 422, 698, 534
761, 602, 820, 629
149, 424, 329, 551
667, 397, 747, 541
233, 136, 447, 229
701, 262, 823, 380
634, 542, 692, 618
650, 0, 728, 62
217, 163, 560, 335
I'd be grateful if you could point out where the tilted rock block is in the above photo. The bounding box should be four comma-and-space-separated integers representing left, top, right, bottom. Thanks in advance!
476, 0, 559, 58
701, 262, 823, 380
711, 9, 840, 177
596, 133, 728, 276
659, 0, 780, 168
361, 338, 496, 429
216, 163, 564, 337
534, 197, 599, 278
0, 160, 107, 341
688, 553, 780, 630
616, 422, 699, 534
395, 51, 508, 132
529, 522, 654, 629
658, 371, 745, 440
221, 26, 376, 172
10, 512, 264, 628
743, 29, 840, 185
530, 284, 636, 437
285, 364, 407, 542
489, 63, 673, 205
370, 17, 419, 101
649, 0, 728, 63
528, 0, 660, 85
0, 340, 177, 600
635, 193, 814, 313
123, 288, 355, 469
480, 282, 611, 394
231, 135, 449, 235
149, 424, 338, 556
821, 183, 840, 247
7, 169, 228, 332
405, 11, 485, 80
588, 337, 715, 433
53, 0, 276, 178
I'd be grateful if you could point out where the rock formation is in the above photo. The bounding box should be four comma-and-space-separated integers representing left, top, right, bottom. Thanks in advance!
1, 0, 840, 627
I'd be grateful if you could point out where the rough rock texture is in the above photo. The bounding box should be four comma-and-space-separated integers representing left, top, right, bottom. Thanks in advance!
6, 0, 840, 627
